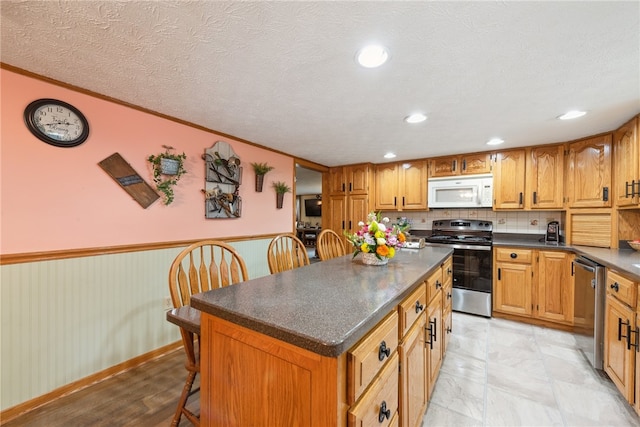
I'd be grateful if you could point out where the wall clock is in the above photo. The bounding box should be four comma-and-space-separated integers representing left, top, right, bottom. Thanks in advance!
23, 98, 90, 147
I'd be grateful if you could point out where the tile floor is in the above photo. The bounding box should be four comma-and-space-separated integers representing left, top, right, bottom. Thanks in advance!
423, 312, 640, 427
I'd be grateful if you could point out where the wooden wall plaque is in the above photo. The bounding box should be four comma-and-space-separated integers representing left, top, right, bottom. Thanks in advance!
98, 153, 160, 208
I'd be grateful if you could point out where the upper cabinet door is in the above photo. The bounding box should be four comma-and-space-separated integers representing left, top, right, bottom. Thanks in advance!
400, 161, 428, 210
347, 164, 370, 195
428, 156, 457, 178
613, 117, 639, 207
527, 145, 564, 209
374, 163, 399, 210
460, 153, 492, 175
328, 166, 346, 195
493, 149, 526, 209
567, 135, 612, 208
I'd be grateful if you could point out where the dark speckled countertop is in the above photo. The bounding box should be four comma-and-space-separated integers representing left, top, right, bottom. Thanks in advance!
190, 246, 453, 357
493, 233, 640, 281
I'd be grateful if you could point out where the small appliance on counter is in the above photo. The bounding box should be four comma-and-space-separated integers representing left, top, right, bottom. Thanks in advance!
404, 237, 425, 249
545, 221, 560, 244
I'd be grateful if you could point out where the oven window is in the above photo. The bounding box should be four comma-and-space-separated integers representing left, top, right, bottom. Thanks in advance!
452, 248, 492, 292
433, 187, 477, 204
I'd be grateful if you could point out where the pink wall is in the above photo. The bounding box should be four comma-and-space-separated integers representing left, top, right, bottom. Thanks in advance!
0, 69, 295, 254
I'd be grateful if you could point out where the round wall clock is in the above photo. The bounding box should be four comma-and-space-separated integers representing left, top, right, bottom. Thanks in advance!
23, 98, 90, 147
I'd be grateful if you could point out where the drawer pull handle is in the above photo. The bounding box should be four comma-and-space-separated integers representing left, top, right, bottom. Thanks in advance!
510, 253, 518, 259
415, 300, 424, 313
435, 280, 442, 289
447, 267, 452, 275
378, 341, 390, 361
447, 292, 452, 300
446, 326, 452, 334
619, 317, 630, 342
611, 282, 619, 292
378, 401, 391, 423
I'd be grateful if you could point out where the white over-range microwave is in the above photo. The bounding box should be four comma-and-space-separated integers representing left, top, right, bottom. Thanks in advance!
428, 174, 493, 208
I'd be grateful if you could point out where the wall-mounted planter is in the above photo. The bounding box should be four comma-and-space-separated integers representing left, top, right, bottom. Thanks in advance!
251, 162, 274, 192
272, 181, 291, 210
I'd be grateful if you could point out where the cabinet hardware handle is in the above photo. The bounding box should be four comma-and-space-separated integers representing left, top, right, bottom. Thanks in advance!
519, 192, 523, 205
462, 159, 467, 171
435, 280, 442, 289
378, 341, 391, 361
447, 292, 452, 300
611, 282, 620, 292
415, 300, 424, 313
432, 317, 437, 342
533, 191, 537, 205
571, 262, 575, 276
603, 186, 609, 202
349, 183, 352, 192
342, 220, 345, 229
425, 322, 434, 349
634, 180, 640, 197
452, 160, 457, 172
497, 268, 501, 280
446, 326, 452, 334
349, 221, 352, 230
627, 325, 640, 351
632, 327, 640, 352
342, 183, 345, 192
394, 196, 397, 207
447, 267, 452, 275
402, 196, 405, 207
619, 318, 630, 342
378, 401, 391, 423
510, 253, 518, 259
625, 181, 631, 198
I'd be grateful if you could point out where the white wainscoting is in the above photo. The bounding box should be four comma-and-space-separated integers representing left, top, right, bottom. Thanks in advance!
0, 238, 272, 411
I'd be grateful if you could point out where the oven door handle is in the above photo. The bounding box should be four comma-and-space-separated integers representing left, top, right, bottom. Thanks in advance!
449, 243, 492, 251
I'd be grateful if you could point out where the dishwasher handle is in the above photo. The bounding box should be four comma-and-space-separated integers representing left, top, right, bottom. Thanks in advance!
573, 257, 597, 273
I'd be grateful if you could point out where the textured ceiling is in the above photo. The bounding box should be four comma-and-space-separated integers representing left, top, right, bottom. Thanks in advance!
2, 1, 639, 168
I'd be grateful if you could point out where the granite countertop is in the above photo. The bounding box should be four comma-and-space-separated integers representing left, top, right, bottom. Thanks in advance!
190, 246, 453, 357
493, 233, 640, 281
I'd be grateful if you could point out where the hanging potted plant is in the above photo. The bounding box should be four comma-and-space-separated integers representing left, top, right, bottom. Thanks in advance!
272, 181, 291, 209
147, 145, 187, 205
251, 162, 274, 192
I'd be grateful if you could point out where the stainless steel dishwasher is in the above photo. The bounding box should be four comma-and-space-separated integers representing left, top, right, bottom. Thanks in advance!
573, 255, 606, 370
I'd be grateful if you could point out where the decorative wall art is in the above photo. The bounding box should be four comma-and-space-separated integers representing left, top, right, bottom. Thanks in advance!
98, 153, 159, 208
202, 141, 242, 218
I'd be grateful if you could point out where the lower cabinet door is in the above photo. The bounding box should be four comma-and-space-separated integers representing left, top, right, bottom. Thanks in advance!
348, 352, 399, 427
443, 306, 453, 356
426, 297, 443, 399
399, 317, 427, 427
604, 295, 635, 402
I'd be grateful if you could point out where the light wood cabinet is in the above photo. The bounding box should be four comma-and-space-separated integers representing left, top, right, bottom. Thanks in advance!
526, 144, 564, 209
536, 251, 574, 324
493, 247, 533, 316
493, 149, 526, 209
398, 290, 427, 427
604, 273, 637, 404
441, 257, 453, 355
425, 293, 442, 400
327, 164, 372, 247
374, 160, 427, 211
429, 153, 492, 177
566, 134, 612, 208
613, 116, 639, 207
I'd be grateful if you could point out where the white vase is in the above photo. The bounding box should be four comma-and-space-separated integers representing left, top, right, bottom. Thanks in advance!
361, 252, 389, 266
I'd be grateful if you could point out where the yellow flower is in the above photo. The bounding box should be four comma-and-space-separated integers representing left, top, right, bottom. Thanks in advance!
388, 247, 395, 258
360, 243, 370, 253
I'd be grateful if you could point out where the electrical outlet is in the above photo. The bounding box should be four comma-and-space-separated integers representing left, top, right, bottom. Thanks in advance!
163, 296, 173, 310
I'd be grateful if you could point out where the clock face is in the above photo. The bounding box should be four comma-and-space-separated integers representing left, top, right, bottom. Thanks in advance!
24, 99, 89, 147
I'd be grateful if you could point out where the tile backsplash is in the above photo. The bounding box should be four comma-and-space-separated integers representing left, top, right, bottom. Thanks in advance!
383, 209, 564, 235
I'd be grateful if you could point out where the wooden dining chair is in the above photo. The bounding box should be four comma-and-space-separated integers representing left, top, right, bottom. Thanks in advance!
316, 229, 347, 261
168, 240, 249, 427
267, 233, 310, 273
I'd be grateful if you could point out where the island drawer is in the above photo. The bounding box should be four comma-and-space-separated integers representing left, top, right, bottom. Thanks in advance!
347, 310, 399, 404
425, 267, 443, 303
348, 351, 399, 427
607, 270, 637, 308
495, 248, 533, 263
398, 285, 427, 338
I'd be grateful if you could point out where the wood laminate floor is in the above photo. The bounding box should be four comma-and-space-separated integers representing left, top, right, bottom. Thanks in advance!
6, 313, 640, 426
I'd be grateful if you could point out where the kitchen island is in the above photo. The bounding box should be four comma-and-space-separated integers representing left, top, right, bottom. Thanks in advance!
190, 246, 453, 426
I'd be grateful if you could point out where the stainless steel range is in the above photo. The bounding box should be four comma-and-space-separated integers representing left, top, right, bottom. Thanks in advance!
426, 219, 493, 317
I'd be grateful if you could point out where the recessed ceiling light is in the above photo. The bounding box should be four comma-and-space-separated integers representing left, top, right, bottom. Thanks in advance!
356, 45, 389, 68
557, 110, 587, 120
384, 152, 396, 159
486, 138, 505, 146
404, 113, 427, 124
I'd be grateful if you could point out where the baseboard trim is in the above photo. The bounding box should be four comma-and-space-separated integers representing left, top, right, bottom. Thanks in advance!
0, 341, 182, 424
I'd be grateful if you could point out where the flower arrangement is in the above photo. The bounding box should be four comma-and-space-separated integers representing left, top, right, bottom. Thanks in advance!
345, 211, 407, 260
